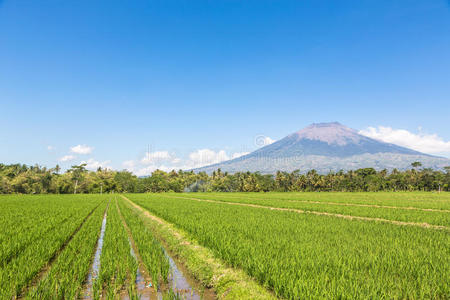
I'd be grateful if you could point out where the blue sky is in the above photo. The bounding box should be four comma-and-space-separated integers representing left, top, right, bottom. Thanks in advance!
1, 0, 450, 174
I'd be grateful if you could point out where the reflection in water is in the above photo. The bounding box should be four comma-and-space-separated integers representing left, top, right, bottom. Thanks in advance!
165, 250, 202, 300
84, 212, 107, 299
83, 211, 213, 299
128, 239, 161, 300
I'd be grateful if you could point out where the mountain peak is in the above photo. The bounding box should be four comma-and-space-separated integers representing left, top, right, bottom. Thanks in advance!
310, 121, 344, 127
291, 122, 359, 146
193, 122, 448, 174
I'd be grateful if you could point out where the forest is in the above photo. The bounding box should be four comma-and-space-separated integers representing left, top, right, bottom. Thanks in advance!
1, 162, 449, 194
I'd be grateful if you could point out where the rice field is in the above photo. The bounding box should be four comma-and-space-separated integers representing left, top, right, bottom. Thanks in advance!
0, 195, 204, 299
126, 192, 450, 299
1, 192, 449, 299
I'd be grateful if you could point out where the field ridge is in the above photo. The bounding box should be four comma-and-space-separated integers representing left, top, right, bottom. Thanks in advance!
211, 194, 450, 212
169, 195, 450, 231
283, 200, 450, 212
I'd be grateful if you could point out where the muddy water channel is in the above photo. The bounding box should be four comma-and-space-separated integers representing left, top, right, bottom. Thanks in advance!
164, 249, 215, 300
83, 211, 107, 299
126, 239, 159, 300
84, 211, 215, 299
126, 245, 215, 300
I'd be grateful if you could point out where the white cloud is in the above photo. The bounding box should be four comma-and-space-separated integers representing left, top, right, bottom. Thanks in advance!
255, 135, 276, 147
264, 137, 275, 145
122, 160, 136, 169
171, 158, 182, 164
134, 165, 176, 176
47, 145, 54, 151
123, 155, 178, 175
231, 152, 250, 159
70, 144, 93, 154
60, 155, 76, 162
123, 148, 249, 175
359, 126, 450, 155
187, 149, 230, 168
141, 151, 172, 164
81, 158, 111, 170
134, 166, 156, 177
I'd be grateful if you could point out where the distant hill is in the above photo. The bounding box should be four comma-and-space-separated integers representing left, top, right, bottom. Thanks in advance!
194, 122, 450, 174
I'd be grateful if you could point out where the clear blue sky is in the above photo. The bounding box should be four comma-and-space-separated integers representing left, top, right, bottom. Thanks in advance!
1, 0, 450, 173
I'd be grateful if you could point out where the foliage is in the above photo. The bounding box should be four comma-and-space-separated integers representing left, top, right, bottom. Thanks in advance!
1, 163, 449, 194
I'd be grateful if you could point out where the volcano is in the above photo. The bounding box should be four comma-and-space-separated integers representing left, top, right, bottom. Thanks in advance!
194, 122, 450, 174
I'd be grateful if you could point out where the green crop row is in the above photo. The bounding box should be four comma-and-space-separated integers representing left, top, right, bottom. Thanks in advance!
0, 195, 106, 238
128, 193, 450, 299
118, 197, 170, 289
0, 195, 103, 266
26, 200, 108, 299
178, 191, 450, 210
0, 195, 200, 300
93, 197, 138, 299
0, 195, 105, 298
172, 192, 450, 227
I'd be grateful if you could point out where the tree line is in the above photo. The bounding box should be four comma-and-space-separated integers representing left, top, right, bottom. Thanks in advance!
0, 162, 449, 194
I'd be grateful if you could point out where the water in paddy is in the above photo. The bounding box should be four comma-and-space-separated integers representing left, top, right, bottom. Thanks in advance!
125, 243, 214, 300
82, 210, 214, 299
127, 239, 162, 300
83, 211, 107, 299
164, 249, 216, 300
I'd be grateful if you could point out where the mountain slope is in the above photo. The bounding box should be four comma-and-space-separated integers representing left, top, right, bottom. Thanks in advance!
194, 122, 449, 174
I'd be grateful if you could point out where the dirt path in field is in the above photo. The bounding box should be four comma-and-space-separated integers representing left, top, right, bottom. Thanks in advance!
19, 201, 105, 299
180, 194, 450, 213
123, 196, 185, 240
168, 195, 450, 232
116, 198, 160, 300
284, 200, 450, 213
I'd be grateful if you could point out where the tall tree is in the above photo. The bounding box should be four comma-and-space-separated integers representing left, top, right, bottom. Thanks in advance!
68, 164, 87, 194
